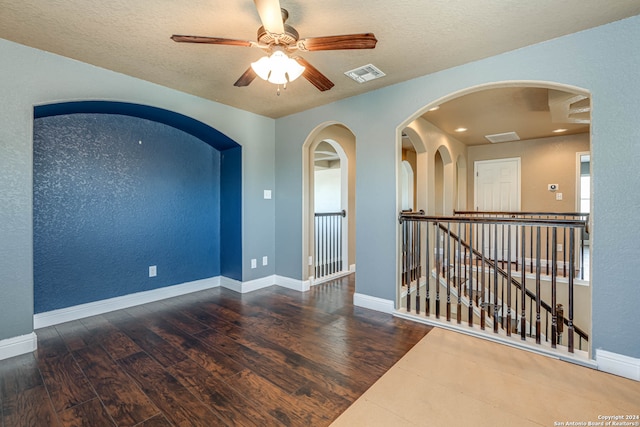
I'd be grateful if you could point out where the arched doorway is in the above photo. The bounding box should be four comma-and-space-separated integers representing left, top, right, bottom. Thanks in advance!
302, 123, 356, 286
395, 81, 592, 353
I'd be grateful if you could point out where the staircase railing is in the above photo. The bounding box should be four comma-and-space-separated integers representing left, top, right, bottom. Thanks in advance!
399, 212, 589, 353
455, 211, 589, 280
315, 210, 346, 279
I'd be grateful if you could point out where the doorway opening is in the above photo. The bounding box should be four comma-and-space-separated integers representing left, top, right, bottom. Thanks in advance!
302, 123, 356, 286
395, 81, 593, 357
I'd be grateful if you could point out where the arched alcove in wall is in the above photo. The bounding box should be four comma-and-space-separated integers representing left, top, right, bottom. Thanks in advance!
32, 101, 242, 313
395, 81, 592, 328
302, 122, 356, 284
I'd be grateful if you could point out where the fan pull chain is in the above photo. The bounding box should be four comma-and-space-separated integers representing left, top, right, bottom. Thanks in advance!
276, 82, 288, 96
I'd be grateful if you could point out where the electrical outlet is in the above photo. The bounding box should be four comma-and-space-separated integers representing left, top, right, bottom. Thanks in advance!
557, 244, 563, 252
308, 256, 313, 266
262, 256, 268, 266
149, 265, 157, 277
555, 192, 563, 200
251, 259, 257, 269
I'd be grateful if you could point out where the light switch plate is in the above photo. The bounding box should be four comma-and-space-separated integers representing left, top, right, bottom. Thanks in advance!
264, 190, 272, 199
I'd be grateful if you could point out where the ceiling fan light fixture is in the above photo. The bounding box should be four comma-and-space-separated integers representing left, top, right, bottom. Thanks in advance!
251, 50, 305, 85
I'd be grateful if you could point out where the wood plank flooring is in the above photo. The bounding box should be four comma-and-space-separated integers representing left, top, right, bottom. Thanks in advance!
0, 275, 431, 426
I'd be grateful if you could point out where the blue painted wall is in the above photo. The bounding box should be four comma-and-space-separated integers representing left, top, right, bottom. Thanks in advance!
220, 146, 242, 281
33, 107, 241, 313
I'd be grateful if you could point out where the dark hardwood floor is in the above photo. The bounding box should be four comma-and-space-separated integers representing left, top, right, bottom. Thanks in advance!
0, 275, 431, 426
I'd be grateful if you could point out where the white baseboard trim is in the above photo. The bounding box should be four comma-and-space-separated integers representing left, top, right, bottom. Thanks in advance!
276, 275, 310, 292
353, 293, 394, 314
0, 332, 38, 361
34, 276, 221, 328
310, 270, 353, 287
220, 276, 243, 293
596, 349, 640, 381
221, 275, 278, 293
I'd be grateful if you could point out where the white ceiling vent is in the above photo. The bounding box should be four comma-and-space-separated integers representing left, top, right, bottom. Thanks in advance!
345, 64, 386, 83
484, 131, 520, 144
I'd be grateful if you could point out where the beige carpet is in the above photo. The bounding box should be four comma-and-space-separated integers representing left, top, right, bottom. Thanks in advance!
331, 328, 640, 426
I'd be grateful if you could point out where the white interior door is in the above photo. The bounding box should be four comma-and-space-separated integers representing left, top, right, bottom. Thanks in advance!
474, 158, 521, 260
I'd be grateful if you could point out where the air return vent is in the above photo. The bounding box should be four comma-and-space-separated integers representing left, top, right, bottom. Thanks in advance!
345, 64, 386, 83
484, 131, 520, 144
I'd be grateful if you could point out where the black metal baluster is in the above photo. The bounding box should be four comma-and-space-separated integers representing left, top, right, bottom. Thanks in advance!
535, 227, 542, 344
480, 223, 486, 330
506, 225, 512, 336
493, 224, 499, 333
416, 220, 422, 314
426, 223, 431, 316
435, 223, 441, 319
446, 223, 452, 322
468, 222, 474, 327
563, 227, 567, 277
456, 222, 461, 324
529, 226, 533, 275
546, 218, 550, 276
515, 223, 520, 272
568, 227, 575, 353
406, 219, 412, 312
521, 225, 527, 340
551, 227, 558, 348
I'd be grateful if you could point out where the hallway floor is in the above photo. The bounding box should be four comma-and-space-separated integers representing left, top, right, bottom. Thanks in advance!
331, 327, 640, 426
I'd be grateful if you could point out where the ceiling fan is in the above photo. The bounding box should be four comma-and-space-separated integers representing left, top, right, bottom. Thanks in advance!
171, 0, 377, 92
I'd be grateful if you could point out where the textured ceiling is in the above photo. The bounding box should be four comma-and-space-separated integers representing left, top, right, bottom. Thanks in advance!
1, 0, 640, 118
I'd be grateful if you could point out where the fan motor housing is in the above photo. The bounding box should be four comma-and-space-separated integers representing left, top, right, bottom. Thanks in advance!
257, 24, 299, 46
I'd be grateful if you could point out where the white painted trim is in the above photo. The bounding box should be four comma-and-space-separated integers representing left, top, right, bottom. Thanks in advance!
596, 349, 640, 381
276, 275, 310, 292
237, 275, 277, 293
353, 293, 394, 314
0, 332, 38, 361
349, 263, 356, 272
220, 276, 243, 293
311, 270, 353, 286
34, 277, 220, 328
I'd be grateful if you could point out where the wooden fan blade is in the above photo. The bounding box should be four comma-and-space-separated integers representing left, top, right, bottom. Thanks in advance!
294, 57, 334, 92
297, 33, 378, 51
234, 67, 258, 87
254, 0, 284, 34
171, 35, 252, 47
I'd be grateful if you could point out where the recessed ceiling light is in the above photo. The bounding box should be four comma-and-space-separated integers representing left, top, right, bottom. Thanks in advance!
454, 127, 467, 132
428, 106, 440, 112
553, 128, 568, 133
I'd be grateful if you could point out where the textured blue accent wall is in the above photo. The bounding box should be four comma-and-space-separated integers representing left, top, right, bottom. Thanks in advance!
33, 111, 238, 313
220, 146, 242, 280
